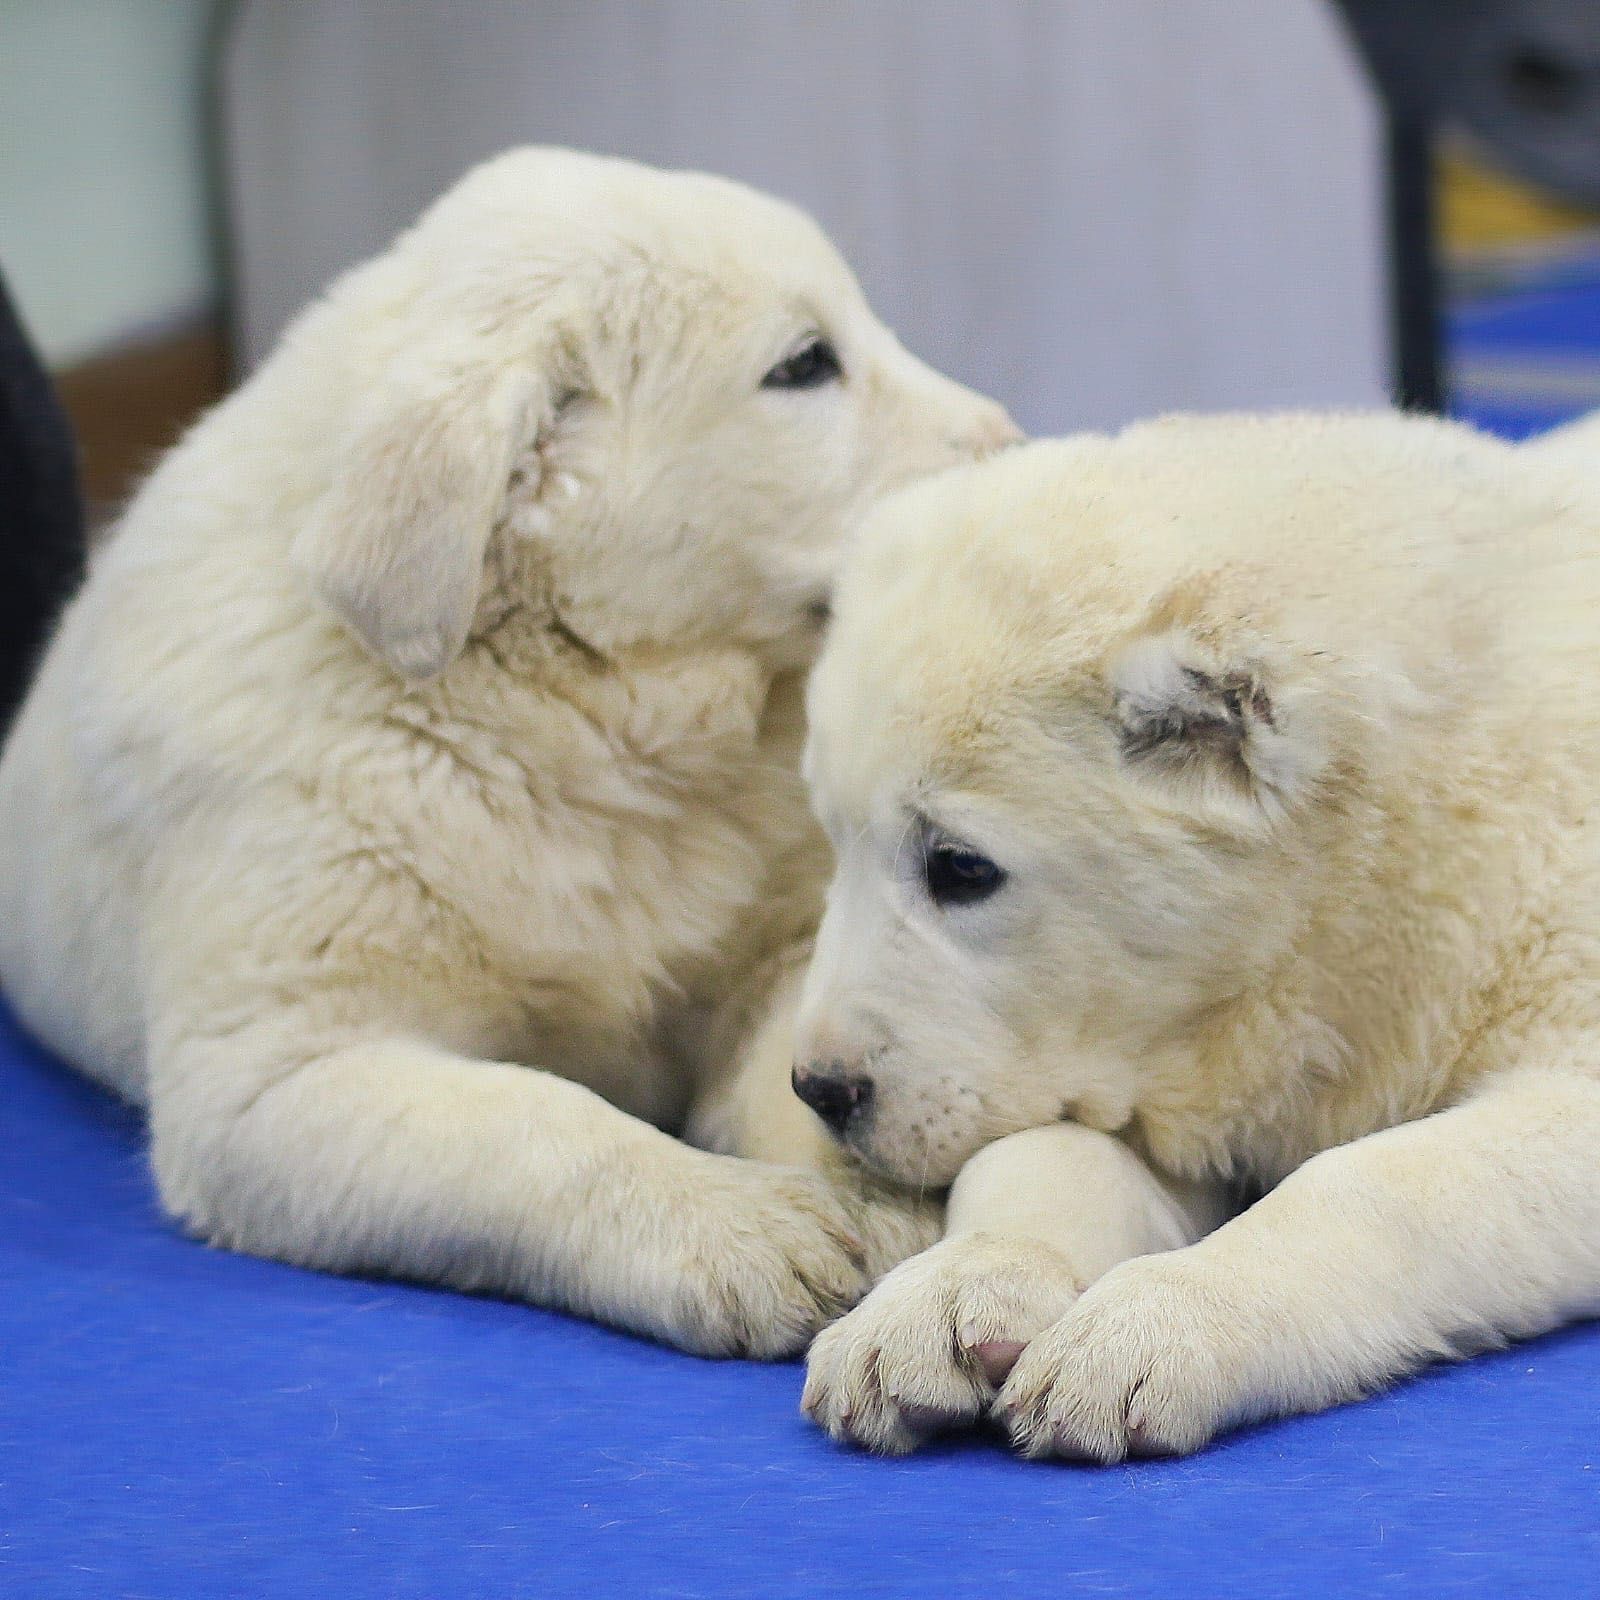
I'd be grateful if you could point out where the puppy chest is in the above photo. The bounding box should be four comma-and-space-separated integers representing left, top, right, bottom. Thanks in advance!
441, 765, 816, 1002
374, 660, 822, 1034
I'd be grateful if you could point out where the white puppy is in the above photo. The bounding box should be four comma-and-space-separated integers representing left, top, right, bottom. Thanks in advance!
0, 148, 1015, 1357
795, 413, 1600, 1454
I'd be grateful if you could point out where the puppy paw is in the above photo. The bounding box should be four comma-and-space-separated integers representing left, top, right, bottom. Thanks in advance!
662, 1162, 891, 1360
802, 1232, 1086, 1454
996, 1251, 1252, 1462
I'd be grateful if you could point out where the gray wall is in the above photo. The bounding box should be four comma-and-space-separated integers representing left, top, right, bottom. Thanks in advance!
0, 0, 219, 364
223, 0, 1389, 432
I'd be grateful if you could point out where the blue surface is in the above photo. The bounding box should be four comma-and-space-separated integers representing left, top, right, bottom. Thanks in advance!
3, 997, 1599, 1598
1453, 269, 1600, 356
1448, 251, 1600, 438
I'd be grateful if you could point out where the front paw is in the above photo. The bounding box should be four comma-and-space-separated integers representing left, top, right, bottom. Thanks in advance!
802, 1232, 1086, 1454
661, 1163, 889, 1360
996, 1252, 1254, 1462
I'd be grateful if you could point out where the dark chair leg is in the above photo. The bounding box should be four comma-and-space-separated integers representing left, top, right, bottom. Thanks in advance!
0, 272, 85, 737
1385, 113, 1445, 414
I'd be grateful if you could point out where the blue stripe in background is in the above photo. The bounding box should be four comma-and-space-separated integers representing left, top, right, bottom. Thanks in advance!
1450, 247, 1600, 437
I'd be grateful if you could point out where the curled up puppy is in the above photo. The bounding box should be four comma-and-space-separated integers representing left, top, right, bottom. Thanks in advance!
795, 412, 1600, 1455
0, 148, 1017, 1357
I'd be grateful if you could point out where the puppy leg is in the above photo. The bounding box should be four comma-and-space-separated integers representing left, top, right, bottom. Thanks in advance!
803, 1123, 1230, 1453
685, 947, 837, 1170
151, 1020, 906, 1359
1000, 1066, 1600, 1461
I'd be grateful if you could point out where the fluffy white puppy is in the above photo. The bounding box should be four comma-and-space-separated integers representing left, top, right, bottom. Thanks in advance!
0, 148, 1016, 1357
795, 412, 1600, 1454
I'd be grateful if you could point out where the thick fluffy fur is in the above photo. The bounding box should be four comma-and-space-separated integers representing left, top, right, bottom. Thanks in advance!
0, 148, 1016, 1357
795, 413, 1600, 1453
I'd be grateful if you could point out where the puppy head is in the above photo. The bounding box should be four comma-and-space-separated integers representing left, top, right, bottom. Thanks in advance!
287, 147, 1017, 680
791, 418, 1458, 1187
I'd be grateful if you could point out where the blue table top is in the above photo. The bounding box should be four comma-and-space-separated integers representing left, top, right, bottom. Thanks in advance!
3, 998, 1597, 1599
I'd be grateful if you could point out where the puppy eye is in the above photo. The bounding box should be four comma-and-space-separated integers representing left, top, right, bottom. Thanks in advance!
762, 337, 843, 390
923, 842, 1007, 908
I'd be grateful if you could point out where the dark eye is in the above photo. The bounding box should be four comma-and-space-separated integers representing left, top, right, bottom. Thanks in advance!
762, 337, 843, 390
924, 842, 1007, 908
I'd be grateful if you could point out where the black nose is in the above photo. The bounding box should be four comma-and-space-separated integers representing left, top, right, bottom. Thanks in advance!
791, 1063, 875, 1134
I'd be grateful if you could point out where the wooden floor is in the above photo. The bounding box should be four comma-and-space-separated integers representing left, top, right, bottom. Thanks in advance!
54, 318, 229, 530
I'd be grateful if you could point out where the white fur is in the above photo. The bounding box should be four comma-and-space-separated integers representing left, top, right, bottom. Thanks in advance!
0, 148, 1017, 1357
797, 412, 1600, 1451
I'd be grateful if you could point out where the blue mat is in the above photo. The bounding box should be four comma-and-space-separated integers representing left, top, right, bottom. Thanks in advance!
1448, 247, 1600, 438
3, 995, 1598, 1598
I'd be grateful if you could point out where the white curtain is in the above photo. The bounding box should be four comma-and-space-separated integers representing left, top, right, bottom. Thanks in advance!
222, 0, 1388, 432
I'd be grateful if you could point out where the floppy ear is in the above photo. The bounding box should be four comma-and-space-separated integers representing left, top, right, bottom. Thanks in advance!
1109, 630, 1320, 819
291, 360, 547, 681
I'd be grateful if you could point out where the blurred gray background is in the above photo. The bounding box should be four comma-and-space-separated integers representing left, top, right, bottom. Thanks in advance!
220, 0, 1389, 433
1, 0, 1389, 452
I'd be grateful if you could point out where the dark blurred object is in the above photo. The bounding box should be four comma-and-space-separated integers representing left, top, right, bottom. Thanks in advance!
1337, 0, 1600, 206
1336, 0, 1600, 415
0, 272, 84, 737
1382, 116, 1446, 415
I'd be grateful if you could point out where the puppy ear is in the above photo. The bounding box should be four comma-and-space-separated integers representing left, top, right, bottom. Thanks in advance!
1109, 630, 1319, 819
292, 361, 546, 681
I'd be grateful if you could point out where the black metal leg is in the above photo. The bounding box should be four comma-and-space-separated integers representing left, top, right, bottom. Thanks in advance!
1385, 114, 1445, 414
0, 272, 85, 736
